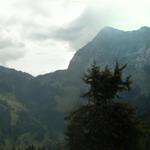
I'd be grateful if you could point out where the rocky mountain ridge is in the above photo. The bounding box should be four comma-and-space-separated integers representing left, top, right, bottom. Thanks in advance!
0, 26, 150, 146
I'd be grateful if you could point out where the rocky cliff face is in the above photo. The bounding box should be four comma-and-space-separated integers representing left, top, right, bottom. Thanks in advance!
67, 27, 150, 96
69, 26, 150, 69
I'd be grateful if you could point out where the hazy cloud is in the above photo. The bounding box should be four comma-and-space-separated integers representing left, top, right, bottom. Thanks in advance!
0, 0, 150, 75
49, 8, 111, 49
0, 28, 25, 64
29, 6, 113, 50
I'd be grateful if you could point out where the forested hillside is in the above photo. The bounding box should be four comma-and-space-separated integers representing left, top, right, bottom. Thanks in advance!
0, 27, 150, 148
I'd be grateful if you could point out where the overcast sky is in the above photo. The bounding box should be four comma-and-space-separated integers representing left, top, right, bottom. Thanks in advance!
0, 0, 150, 76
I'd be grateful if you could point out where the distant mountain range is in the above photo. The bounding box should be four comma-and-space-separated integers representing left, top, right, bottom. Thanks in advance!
0, 26, 150, 147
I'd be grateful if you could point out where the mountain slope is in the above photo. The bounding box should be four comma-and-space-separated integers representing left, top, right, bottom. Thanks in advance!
38, 26, 150, 111
0, 26, 150, 147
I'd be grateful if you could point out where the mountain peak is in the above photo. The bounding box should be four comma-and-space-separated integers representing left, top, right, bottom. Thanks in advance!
139, 26, 150, 31
140, 26, 150, 29
93, 26, 150, 42
100, 26, 123, 32
99, 26, 150, 35
93, 26, 124, 42
98, 27, 124, 36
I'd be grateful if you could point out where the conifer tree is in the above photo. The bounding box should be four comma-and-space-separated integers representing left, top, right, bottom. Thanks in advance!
82, 62, 131, 105
65, 62, 145, 150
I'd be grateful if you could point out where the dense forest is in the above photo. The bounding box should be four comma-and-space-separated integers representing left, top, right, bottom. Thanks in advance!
0, 63, 150, 150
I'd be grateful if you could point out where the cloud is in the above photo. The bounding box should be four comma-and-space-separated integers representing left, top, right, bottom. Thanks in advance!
0, 28, 25, 65
29, 5, 113, 50
50, 8, 111, 49
0, 0, 150, 75
27, 0, 150, 52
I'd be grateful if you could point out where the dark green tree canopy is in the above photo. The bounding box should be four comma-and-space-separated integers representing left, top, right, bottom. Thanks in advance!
82, 62, 131, 105
66, 62, 145, 150
66, 103, 144, 150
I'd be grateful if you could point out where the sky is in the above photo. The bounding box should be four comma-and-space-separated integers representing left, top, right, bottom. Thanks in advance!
0, 0, 150, 76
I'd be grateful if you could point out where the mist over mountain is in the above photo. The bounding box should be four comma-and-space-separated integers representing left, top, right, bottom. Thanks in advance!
0, 26, 150, 146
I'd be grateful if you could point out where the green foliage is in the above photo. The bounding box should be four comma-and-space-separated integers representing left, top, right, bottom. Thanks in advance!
0, 145, 47, 150
0, 93, 26, 126
66, 63, 145, 150
0, 69, 64, 147
82, 62, 131, 104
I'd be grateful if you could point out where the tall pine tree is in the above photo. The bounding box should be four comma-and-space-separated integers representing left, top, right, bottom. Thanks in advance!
65, 62, 145, 150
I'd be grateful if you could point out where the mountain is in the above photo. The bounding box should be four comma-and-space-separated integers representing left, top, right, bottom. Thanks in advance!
38, 26, 150, 111
0, 26, 150, 147
0, 66, 65, 147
